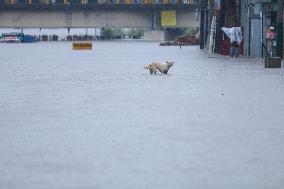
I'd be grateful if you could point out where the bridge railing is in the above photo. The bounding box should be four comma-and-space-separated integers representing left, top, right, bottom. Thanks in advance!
1, 0, 199, 5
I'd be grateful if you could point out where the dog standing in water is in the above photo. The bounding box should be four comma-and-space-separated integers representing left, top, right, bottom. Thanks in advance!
144, 61, 174, 74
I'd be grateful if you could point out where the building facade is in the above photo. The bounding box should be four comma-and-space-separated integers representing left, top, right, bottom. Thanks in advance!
241, 0, 283, 58
200, 0, 283, 58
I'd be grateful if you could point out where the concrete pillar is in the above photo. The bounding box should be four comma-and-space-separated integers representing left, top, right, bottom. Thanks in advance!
144, 30, 166, 41
240, 1, 249, 56
152, 9, 162, 29
152, 9, 158, 29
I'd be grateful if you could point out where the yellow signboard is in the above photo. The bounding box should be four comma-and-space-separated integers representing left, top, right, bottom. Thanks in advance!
73, 41, 92, 50
161, 10, 176, 27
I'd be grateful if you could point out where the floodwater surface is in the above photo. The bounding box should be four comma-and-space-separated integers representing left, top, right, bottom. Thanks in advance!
0, 41, 284, 189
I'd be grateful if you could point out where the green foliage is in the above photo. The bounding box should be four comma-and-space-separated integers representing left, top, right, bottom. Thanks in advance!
128, 28, 144, 39
113, 28, 126, 39
101, 27, 114, 39
101, 28, 144, 40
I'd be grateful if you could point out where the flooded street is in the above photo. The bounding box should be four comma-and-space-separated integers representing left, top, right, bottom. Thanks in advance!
1, 41, 284, 189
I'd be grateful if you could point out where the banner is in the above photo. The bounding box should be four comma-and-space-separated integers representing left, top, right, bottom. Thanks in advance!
221, 27, 243, 45
161, 10, 176, 27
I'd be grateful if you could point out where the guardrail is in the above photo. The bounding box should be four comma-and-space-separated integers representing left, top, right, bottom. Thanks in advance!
0, 2, 200, 10
1, 0, 199, 5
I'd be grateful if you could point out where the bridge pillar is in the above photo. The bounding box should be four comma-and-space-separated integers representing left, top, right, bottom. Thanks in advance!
152, 9, 161, 30
0, 7, 199, 29
148, 8, 165, 41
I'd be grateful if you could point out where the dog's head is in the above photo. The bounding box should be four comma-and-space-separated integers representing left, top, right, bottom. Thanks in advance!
166, 61, 174, 68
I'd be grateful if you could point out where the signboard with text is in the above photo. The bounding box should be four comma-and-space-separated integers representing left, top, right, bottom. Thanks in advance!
161, 10, 176, 27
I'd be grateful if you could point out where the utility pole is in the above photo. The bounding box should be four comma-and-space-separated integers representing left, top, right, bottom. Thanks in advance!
199, 0, 207, 49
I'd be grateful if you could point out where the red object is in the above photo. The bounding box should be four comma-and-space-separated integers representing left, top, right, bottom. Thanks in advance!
220, 38, 231, 55
176, 35, 198, 45
267, 31, 276, 39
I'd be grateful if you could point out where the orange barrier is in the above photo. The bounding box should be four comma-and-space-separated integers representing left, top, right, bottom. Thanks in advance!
73, 41, 93, 50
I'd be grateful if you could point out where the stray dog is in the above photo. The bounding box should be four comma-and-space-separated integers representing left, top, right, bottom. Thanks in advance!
144, 61, 174, 74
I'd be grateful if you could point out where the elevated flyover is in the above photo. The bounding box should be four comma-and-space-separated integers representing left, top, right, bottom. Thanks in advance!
0, 3, 200, 29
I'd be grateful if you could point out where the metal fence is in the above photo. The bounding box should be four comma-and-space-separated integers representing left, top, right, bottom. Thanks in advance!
1, 0, 199, 5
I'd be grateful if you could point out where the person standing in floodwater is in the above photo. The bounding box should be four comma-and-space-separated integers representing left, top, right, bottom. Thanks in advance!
266, 26, 276, 57
230, 40, 240, 57
229, 22, 241, 58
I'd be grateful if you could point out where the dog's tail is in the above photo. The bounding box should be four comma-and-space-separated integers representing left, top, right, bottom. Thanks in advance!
143, 65, 149, 69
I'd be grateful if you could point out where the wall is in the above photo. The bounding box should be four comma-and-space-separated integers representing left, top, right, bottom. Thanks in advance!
143, 30, 165, 41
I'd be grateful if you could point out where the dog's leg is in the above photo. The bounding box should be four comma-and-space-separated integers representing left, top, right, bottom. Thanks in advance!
150, 70, 153, 74
153, 67, 157, 74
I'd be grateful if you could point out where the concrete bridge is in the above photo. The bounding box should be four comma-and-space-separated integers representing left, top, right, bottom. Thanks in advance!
0, 4, 199, 29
